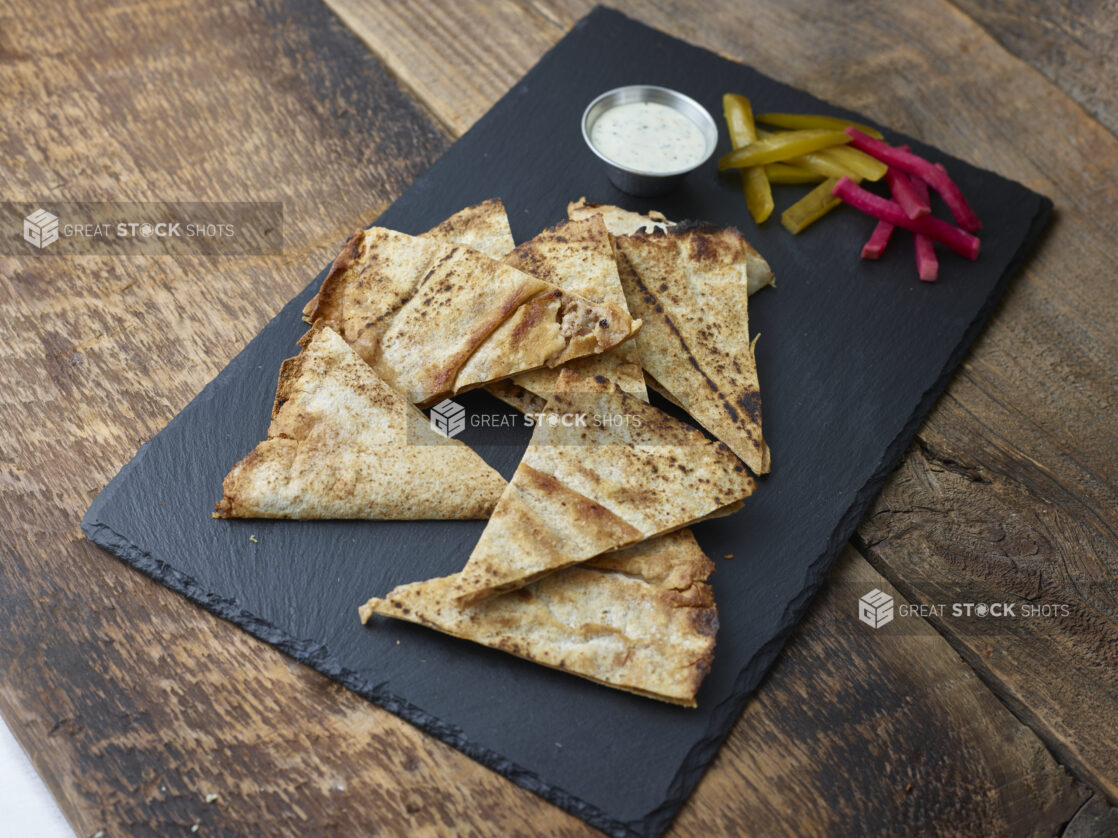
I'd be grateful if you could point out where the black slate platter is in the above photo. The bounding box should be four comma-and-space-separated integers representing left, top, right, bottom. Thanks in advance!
82, 7, 1052, 837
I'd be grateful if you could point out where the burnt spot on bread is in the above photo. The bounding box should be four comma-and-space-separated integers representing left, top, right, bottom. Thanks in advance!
622, 258, 766, 462
737, 389, 762, 423
689, 605, 720, 639
670, 218, 741, 238
688, 233, 718, 262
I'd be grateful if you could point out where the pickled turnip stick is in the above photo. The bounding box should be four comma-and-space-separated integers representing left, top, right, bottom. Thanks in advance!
832, 177, 980, 260
908, 176, 939, 281
861, 221, 894, 259
885, 166, 929, 220
843, 129, 982, 232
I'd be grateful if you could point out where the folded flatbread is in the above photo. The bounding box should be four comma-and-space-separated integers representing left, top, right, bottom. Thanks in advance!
610, 221, 773, 475
493, 215, 647, 403
568, 198, 774, 296
215, 326, 505, 519
302, 199, 515, 325
420, 197, 516, 258
302, 226, 639, 406
453, 369, 755, 604
567, 197, 673, 238
484, 379, 547, 416
359, 529, 718, 706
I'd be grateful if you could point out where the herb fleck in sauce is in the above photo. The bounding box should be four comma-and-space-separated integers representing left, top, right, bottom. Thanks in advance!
590, 102, 707, 174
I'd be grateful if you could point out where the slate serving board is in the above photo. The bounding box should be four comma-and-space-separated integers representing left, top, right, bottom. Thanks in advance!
82, 7, 1052, 837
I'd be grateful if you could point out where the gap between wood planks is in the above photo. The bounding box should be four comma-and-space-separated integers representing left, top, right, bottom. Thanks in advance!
1, 0, 1111, 833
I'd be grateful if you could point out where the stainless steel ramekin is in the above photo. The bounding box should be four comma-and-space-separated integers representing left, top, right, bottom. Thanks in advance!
581, 85, 718, 197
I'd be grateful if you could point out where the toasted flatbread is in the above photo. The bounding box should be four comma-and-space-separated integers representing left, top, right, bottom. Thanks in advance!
493, 215, 646, 403
420, 197, 516, 258
484, 379, 547, 415
567, 197, 673, 237
611, 222, 772, 475
302, 199, 515, 325
568, 199, 774, 296
359, 529, 718, 706
215, 326, 505, 519
452, 369, 754, 603
302, 225, 639, 406
645, 371, 684, 409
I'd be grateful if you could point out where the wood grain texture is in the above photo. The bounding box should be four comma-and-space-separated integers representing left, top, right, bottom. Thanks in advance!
674, 548, 1087, 838
323, 0, 1118, 806
0, 0, 588, 834
0, 0, 1114, 836
947, 0, 1118, 138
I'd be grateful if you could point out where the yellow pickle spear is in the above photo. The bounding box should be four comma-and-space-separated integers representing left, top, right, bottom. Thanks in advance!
722, 94, 773, 223
764, 163, 824, 184
718, 129, 851, 170
781, 175, 861, 234
756, 112, 884, 138
757, 129, 887, 181
813, 145, 887, 180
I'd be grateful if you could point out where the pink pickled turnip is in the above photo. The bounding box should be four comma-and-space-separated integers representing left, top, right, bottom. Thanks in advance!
908, 177, 938, 281
843, 129, 982, 232
861, 221, 894, 259
885, 167, 929, 220
832, 176, 980, 261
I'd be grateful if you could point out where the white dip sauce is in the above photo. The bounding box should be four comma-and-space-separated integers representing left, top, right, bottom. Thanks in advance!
590, 101, 707, 173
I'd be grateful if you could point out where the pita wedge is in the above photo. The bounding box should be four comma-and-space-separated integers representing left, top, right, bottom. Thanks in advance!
302, 224, 639, 406
215, 326, 505, 519
359, 529, 718, 706
302, 199, 515, 324
419, 197, 516, 258
568, 197, 673, 238
610, 222, 773, 475
490, 215, 646, 405
485, 379, 547, 416
568, 198, 774, 296
453, 369, 754, 604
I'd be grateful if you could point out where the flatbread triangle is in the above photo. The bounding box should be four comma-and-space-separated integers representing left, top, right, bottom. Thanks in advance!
493, 215, 647, 403
215, 326, 506, 519
359, 529, 719, 707
610, 221, 773, 475
568, 198, 774, 296
302, 216, 641, 407
452, 368, 755, 604
302, 198, 516, 325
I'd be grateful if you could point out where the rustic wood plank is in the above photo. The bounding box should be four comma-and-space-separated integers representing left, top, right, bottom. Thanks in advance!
1, 535, 596, 837
1063, 792, 1118, 837
947, 0, 1118, 138
674, 548, 1088, 837
322, 0, 1118, 804
0, 0, 591, 835
0, 0, 1114, 836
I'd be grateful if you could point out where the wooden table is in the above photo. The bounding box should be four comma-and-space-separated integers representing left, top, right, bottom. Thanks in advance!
2, 0, 1115, 834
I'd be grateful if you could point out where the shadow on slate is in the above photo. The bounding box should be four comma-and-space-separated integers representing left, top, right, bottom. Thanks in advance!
82, 7, 1052, 837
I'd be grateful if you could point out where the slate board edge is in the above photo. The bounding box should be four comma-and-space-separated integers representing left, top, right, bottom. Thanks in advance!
78, 5, 1057, 835
77, 267, 649, 838
79, 193, 1054, 838
79, 514, 645, 838
641, 193, 1054, 835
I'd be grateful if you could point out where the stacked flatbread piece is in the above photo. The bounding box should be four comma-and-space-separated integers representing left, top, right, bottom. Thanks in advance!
217, 198, 773, 707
